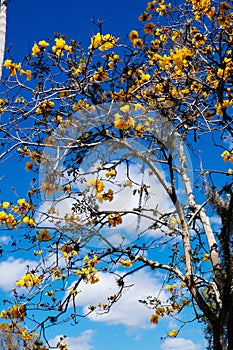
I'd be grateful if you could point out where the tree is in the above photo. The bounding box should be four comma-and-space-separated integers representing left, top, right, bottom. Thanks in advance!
0, 0, 233, 349
0, 322, 40, 349
0, 0, 8, 80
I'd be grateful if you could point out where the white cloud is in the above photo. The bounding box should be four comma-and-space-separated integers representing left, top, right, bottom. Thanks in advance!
0, 256, 37, 291
49, 329, 94, 350
37, 142, 174, 249
0, 235, 10, 244
72, 269, 166, 328
210, 215, 221, 225
161, 337, 201, 350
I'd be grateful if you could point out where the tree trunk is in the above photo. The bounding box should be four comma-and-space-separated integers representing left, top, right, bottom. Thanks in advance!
213, 325, 224, 350
0, 0, 8, 81
227, 311, 233, 350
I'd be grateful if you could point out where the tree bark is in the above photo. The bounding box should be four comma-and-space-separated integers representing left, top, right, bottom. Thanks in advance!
213, 326, 223, 350
0, 0, 8, 81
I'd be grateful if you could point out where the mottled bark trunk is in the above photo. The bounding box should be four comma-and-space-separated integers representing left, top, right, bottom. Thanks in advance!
213, 326, 223, 350
0, 0, 8, 80
227, 308, 233, 350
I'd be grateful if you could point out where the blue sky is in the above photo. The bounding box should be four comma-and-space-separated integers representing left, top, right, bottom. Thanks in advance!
0, 1, 215, 349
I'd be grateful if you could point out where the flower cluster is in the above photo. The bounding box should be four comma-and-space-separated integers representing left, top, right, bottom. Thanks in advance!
16, 272, 41, 288
86, 178, 114, 203
108, 212, 122, 227
89, 32, 119, 51
60, 244, 78, 259
114, 105, 135, 130
37, 229, 51, 242
32, 40, 49, 57
0, 304, 26, 321
0, 198, 34, 229
129, 30, 143, 48
90, 67, 108, 82
52, 37, 72, 56
167, 329, 178, 337
36, 100, 54, 114
221, 150, 233, 163
3, 59, 21, 76
76, 255, 100, 284
120, 259, 132, 268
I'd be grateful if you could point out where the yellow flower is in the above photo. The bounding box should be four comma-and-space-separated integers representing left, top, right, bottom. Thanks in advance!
17, 198, 26, 206
3, 60, 21, 76
120, 259, 132, 268
120, 104, 130, 113
38, 40, 49, 48
32, 43, 40, 57
0, 211, 8, 221
221, 150, 232, 162
20, 69, 32, 81
150, 314, 159, 324
36, 100, 54, 115
144, 22, 155, 35
101, 189, 114, 202
168, 329, 178, 337
3, 59, 12, 68
139, 11, 152, 21
86, 178, 105, 193
25, 161, 34, 171
135, 124, 144, 137
105, 169, 116, 177
134, 103, 144, 111
108, 213, 122, 227
132, 38, 143, 48
114, 114, 135, 130
129, 30, 139, 42
63, 184, 71, 194
32, 40, 49, 56
37, 229, 51, 242
41, 182, 56, 196
203, 253, 210, 262
16, 273, 41, 288
1, 202, 9, 209
90, 67, 108, 82
165, 283, 176, 292
21, 330, 32, 341
89, 33, 118, 51
52, 38, 72, 56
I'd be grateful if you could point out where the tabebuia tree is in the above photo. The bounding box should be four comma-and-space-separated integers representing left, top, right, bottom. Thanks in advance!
0, 0, 232, 349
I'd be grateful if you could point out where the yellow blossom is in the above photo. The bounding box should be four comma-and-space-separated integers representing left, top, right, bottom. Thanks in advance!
3, 59, 21, 76
20, 69, 32, 80
120, 104, 130, 113
114, 114, 135, 130
63, 184, 71, 194
25, 161, 34, 171
150, 314, 159, 324
89, 33, 118, 51
129, 30, 139, 42
168, 329, 178, 337
203, 253, 210, 261
120, 259, 132, 268
86, 178, 105, 193
101, 189, 114, 202
1, 202, 9, 209
105, 169, 116, 177
37, 229, 51, 242
52, 37, 72, 56
38, 40, 49, 48
32, 40, 49, 56
16, 273, 41, 288
108, 213, 122, 227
